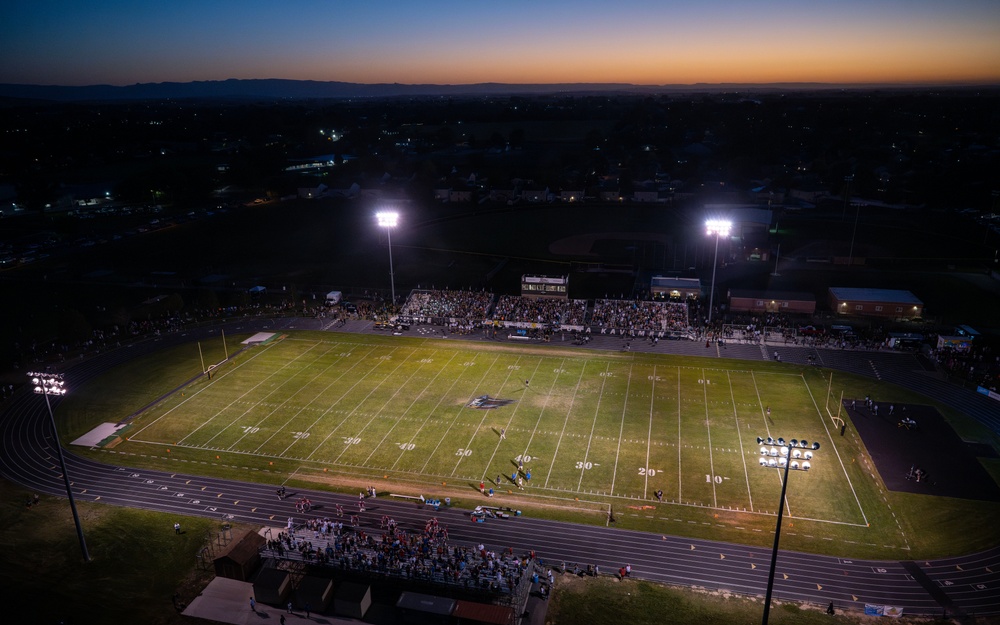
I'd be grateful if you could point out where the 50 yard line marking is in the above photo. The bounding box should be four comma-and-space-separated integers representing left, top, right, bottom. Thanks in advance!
419, 354, 501, 475
389, 351, 467, 472
453, 356, 530, 476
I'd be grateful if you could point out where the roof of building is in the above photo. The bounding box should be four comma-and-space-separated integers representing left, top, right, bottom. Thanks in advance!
651, 276, 701, 289
828, 287, 923, 305
728, 289, 815, 301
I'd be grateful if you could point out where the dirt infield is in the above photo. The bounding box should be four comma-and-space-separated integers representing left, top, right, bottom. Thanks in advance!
845, 400, 1000, 502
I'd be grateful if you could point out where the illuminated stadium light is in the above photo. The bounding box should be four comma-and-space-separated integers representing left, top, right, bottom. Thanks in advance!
756, 434, 820, 624
376, 211, 399, 305
705, 219, 731, 324
28, 372, 90, 562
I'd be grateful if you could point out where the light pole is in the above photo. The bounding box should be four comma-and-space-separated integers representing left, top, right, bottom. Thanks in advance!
705, 219, 731, 323
376, 211, 398, 305
29, 372, 91, 562
841, 174, 853, 221
756, 436, 819, 624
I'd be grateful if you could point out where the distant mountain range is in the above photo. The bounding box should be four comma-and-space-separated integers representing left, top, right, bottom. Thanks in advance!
0, 78, 980, 102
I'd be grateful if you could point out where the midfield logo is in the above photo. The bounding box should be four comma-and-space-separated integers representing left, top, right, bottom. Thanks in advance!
467, 395, 516, 409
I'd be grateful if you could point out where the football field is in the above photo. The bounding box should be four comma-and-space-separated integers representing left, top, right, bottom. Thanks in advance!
127, 334, 868, 526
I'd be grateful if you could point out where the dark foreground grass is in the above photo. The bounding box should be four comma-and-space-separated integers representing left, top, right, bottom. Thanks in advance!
546, 575, 973, 625
0, 479, 218, 625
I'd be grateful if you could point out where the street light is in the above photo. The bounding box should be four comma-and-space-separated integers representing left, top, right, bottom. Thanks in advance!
29, 371, 91, 562
756, 436, 819, 624
705, 219, 731, 324
376, 210, 399, 305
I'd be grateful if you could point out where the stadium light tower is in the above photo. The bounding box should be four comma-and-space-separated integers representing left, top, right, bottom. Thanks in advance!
29, 372, 91, 562
756, 436, 820, 624
376, 210, 399, 305
705, 219, 731, 323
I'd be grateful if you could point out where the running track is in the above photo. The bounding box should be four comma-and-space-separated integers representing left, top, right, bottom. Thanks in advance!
1, 318, 998, 618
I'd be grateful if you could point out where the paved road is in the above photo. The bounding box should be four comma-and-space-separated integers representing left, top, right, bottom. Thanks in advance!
2, 317, 998, 618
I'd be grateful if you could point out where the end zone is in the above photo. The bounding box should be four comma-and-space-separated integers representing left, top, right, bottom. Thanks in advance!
241, 332, 277, 345
72, 422, 129, 447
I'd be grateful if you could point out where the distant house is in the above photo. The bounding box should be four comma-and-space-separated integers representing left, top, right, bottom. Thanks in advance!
489, 188, 515, 203
521, 188, 549, 203
298, 184, 328, 199
828, 287, 923, 319
632, 187, 659, 203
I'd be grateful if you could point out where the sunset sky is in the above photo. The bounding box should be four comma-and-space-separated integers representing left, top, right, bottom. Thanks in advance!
3, 0, 999, 86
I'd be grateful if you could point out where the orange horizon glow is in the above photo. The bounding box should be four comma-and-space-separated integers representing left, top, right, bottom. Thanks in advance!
3, 1, 999, 87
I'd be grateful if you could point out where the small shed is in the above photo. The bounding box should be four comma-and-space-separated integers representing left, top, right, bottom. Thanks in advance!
334, 581, 371, 619
253, 567, 291, 605
213, 530, 265, 581
296, 575, 333, 613
396, 592, 455, 623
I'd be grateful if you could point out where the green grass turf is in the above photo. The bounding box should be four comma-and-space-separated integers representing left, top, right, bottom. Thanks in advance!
0, 479, 218, 625
60, 330, 1000, 560
545, 575, 960, 625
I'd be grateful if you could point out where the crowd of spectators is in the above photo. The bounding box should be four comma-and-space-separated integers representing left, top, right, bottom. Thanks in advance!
933, 344, 999, 390
400, 290, 495, 321
590, 299, 689, 333
261, 515, 533, 598
491, 296, 588, 327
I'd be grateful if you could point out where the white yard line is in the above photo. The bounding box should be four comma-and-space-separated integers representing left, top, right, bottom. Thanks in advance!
362, 350, 450, 466
301, 347, 404, 460
802, 373, 870, 526
608, 363, 633, 497
751, 370, 791, 515
275, 345, 378, 457
389, 351, 466, 472
329, 348, 427, 465
184, 341, 323, 447
238, 343, 343, 453
727, 370, 754, 513
129, 339, 275, 441
749, 370, 772, 440
483, 357, 562, 483
453, 356, 529, 477
544, 361, 586, 489
256, 346, 378, 455
643, 365, 655, 498
577, 362, 611, 491
677, 366, 683, 502
702, 368, 718, 508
